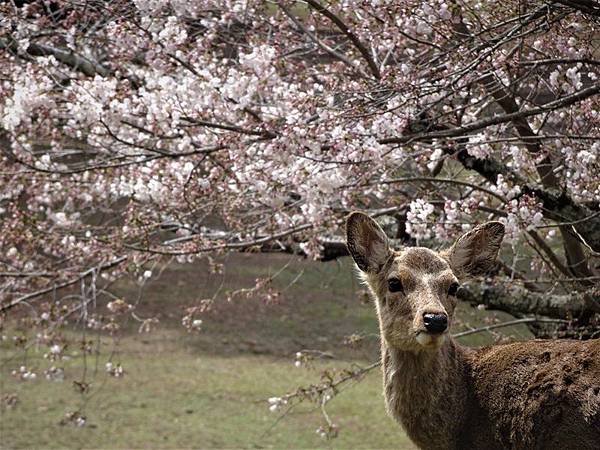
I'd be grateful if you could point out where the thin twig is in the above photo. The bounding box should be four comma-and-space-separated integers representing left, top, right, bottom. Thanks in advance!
453, 318, 570, 338
0, 256, 128, 312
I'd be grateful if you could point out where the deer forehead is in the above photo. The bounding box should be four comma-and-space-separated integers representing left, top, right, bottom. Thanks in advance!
391, 247, 450, 274
383, 248, 455, 287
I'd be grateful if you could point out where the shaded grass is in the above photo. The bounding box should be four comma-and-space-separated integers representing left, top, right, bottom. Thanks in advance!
108, 254, 383, 360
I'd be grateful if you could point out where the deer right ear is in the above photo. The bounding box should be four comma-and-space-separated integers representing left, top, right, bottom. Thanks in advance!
447, 221, 505, 278
346, 212, 391, 273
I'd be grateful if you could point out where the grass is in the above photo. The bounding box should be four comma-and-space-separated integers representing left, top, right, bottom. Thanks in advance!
1, 254, 532, 449
1, 330, 415, 449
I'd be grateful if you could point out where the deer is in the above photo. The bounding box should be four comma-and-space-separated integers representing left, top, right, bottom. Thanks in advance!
345, 211, 600, 450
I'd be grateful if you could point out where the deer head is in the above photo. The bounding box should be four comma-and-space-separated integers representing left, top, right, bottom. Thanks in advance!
346, 212, 505, 352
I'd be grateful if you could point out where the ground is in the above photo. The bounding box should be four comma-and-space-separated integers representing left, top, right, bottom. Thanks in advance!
0, 254, 532, 449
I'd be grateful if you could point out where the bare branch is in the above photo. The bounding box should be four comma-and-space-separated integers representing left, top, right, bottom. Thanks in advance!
458, 281, 597, 319
551, 0, 600, 17
0, 256, 127, 312
303, 0, 381, 79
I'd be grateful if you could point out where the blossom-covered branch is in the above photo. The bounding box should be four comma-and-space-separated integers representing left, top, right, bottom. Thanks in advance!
1, 0, 598, 337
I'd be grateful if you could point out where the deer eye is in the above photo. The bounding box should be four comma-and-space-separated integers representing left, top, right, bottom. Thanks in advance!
448, 282, 460, 296
388, 278, 403, 293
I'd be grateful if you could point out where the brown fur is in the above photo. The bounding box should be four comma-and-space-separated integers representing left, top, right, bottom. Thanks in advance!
346, 212, 600, 450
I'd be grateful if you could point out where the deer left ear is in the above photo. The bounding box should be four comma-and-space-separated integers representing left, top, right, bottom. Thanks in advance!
446, 222, 505, 278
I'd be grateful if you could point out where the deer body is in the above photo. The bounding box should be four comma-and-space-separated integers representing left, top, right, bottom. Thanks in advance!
346, 212, 600, 450
383, 337, 600, 450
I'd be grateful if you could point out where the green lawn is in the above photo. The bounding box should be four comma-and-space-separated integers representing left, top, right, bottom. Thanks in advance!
1, 330, 415, 449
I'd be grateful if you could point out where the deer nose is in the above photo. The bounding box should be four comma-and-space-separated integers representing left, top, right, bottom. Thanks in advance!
423, 313, 448, 333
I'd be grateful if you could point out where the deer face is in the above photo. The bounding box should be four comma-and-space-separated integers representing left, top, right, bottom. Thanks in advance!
346, 212, 504, 352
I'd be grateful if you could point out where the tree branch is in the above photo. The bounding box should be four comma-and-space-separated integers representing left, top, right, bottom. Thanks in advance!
0, 38, 111, 77
304, 0, 381, 79
379, 82, 600, 145
278, 2, 370, 78
551, 0, 600, 17
458, 281, 597, 319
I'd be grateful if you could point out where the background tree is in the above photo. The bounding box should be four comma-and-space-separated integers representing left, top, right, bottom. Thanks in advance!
1, 0, 599, 366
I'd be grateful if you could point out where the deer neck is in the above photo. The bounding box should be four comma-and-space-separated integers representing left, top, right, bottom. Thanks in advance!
382, 337, 468, 449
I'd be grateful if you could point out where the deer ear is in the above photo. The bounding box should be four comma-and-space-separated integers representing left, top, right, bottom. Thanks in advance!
447, 221, 505, 278
346, 212, 391, 273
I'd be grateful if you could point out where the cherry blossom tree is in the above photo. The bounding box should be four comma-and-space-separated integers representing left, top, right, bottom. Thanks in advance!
1, 1, 600, 422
